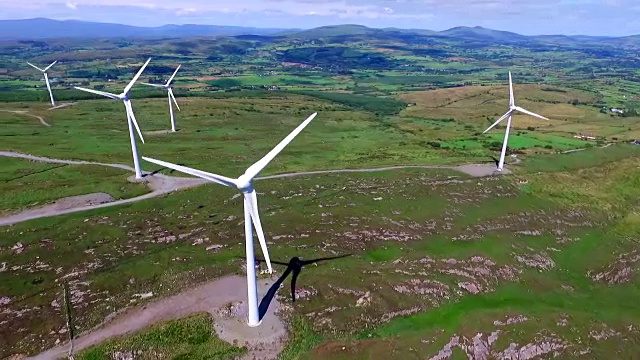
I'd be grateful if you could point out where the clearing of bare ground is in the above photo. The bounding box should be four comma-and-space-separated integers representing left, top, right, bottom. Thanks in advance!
1, 158, 640, 359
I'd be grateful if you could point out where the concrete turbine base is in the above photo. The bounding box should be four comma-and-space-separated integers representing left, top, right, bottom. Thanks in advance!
213, 278, 287, 360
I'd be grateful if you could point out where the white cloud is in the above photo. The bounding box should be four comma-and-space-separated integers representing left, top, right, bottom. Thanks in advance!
175, 7, 196, 16
0, 0, 427, 19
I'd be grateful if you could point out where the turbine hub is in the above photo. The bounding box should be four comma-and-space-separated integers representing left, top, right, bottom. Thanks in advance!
236, 174, 253, 192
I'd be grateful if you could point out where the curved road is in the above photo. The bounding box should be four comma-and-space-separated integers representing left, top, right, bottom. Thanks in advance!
0, 151, 503, 226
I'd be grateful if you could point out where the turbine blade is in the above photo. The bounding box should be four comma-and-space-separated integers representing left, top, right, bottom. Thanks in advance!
141, 83, 165, 88
245, 190, 273, 273
74, 86, 120, 100
124, 57, 151, 95
301, 253, 352, 265
169, 88, 180, 111
124, 100, 145, 144
166, 65, 181, 86
482, 111, 512, 134
27, 62, 44, 72
508, 71, 515, 107
243, 112, 317, 179
141, 157, 237, 187
44, 60, 58, 71
514, 106, 549, 121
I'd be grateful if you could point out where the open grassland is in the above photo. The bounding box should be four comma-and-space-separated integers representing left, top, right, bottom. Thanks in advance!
4, 28, 640, 359
4, 84, 638, 182
0, 157, 148, 216
0, 94, 491, 177
1, 86, 640, 359
400, 84, 640, 147
2, 149, 640, 358
77, 313, 246, 360
519, 143, 640, 173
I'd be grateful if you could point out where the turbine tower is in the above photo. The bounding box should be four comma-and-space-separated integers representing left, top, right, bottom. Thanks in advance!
27, 60, 58, 106
142, 65, 181, 132
483, 72, 549, 171
74, 58, 151, 179
142, 112, 318, 327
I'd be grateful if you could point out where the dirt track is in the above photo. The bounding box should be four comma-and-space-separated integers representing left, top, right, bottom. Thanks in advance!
0, 110, 50, 127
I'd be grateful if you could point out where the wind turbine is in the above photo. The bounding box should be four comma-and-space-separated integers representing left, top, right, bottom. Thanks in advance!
483, 72, 549, 172
27, 60, 58, 106
142, 112, 318, 327
142, 65, 181, 132
74, 58, 151, 179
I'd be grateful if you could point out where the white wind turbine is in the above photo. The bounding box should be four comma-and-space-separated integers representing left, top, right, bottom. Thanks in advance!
142, 112, 318, 327
142, 65, 181, 132
27, 60, 58, 106
483, 72, 549, 171
74, 58, 151, 179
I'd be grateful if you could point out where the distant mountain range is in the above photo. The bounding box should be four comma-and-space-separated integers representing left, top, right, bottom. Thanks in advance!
0, 18, 294, 40
0, 18, 638, 45
282, 24, 640, 48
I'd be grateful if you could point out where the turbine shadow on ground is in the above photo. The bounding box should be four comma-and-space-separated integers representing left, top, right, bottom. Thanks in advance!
487, 155, 521, 169
146, 163, 186, 176
244, 254, 352, 320
490, 156, 500, 168
146, 164, 185, 176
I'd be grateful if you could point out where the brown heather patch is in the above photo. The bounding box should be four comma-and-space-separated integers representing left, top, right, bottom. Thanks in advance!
588, 249, 640, 285
295, 255, 522, 334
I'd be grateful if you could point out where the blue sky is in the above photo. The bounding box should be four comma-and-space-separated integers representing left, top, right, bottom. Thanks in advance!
1, 0, 640, 36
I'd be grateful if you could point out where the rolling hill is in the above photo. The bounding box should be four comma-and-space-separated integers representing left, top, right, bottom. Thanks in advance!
0, 18, 294, 40
1, 19, 639, 50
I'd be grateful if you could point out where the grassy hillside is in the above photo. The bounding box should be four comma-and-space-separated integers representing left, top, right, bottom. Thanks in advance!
2, 25, 640, 359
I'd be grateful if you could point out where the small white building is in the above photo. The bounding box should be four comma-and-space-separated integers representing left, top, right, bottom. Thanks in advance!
574, 133, 597, 140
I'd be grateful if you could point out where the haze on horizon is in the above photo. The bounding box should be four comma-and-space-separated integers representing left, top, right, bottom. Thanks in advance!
1, 0, 639, 37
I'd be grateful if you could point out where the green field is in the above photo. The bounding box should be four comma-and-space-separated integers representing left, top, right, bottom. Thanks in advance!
0, 157, 148, 216
78, 314, 246, 360
2, 26, 640, 360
